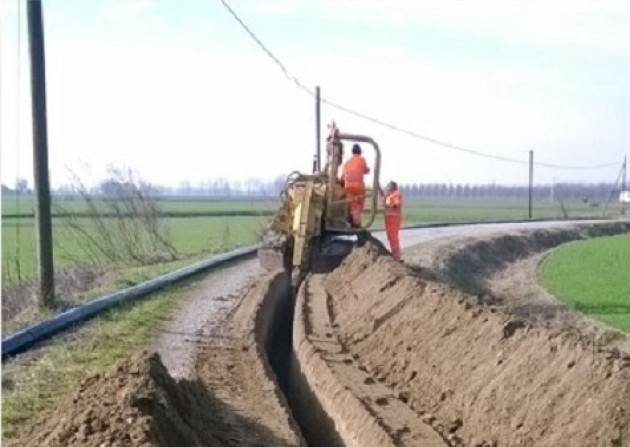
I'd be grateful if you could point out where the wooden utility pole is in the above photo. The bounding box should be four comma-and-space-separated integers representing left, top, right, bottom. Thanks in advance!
28, 0, 54, 305
528, 150, 534, 219
315, 86, 321, 172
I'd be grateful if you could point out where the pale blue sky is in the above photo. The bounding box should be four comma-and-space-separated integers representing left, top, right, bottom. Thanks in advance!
1, 0, 629, 187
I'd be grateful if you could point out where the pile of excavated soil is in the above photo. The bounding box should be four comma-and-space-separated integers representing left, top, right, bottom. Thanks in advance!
404, 221, 630, 349
10, 271, 303, 447
317, 239, 630, 447
12, 352, 226, 447
405, 221, 630, 297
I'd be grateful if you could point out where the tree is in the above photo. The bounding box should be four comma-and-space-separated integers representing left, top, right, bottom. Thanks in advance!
15, 178, 29, 194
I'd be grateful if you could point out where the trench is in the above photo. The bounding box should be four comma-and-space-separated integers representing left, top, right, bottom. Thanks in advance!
262, 273, 347, 447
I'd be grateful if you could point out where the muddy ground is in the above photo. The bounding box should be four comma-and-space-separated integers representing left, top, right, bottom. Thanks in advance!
8, 221, 630, 446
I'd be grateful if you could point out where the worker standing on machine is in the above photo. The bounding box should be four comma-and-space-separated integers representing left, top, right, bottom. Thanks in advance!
342, 144, 370, 227
382, 181, 402, 260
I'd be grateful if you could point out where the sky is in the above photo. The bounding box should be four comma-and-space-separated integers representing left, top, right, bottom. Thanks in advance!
1, 0, 629, 189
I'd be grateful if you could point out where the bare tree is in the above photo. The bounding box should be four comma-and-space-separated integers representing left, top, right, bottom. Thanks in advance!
58, 167, 178, 269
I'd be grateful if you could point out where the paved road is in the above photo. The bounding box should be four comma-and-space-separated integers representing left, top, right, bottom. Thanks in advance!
380, 219, 603, 248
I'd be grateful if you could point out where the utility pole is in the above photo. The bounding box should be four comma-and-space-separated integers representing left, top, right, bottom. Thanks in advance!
528, 150, 534, 219
603, 161, 625, 217
28, 0, 54, 306
622, 155, 627, 216
315, 86, 321, 172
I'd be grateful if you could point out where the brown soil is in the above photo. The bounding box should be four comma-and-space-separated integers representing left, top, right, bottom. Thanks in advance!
194, 271, 305, 447
310, 238, 630, 447
154, 258, 261, 379
404, 221, 630, 350
10, 271, 304, 447
8, 222, 630, 447
11, 352, 228, 446
403, 221, 630, 297
294, 272, 447, 446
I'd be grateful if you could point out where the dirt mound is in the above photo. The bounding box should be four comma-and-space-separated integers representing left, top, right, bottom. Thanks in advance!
405, 221, 630, 296
404, 221, 630, 347
318, 239, 630, 446
13, 353, 227, 447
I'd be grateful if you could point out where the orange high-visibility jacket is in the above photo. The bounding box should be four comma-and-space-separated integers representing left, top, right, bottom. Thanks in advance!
342, 155, 369, 190
384, 189, 402, 217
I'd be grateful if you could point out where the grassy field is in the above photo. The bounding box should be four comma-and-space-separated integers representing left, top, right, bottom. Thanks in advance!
2, 196, 599, 218
539, 233, 630, 332
2, 215, 266, 285
1, 197, 279, 216
2, 197, 603, 286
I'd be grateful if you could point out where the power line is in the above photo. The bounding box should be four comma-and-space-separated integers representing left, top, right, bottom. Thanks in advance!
219, 0, 313, 96
218, 0, 621, 171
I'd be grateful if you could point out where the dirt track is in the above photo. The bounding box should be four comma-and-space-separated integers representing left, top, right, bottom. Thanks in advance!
11, 220, 630, 446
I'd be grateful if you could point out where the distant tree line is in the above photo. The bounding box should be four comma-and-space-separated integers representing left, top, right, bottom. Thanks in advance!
47, 175, 288, 200
397, 182, 617, 201
2, 177, 619, 202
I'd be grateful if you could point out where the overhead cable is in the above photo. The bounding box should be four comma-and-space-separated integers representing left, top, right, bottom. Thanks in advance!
218, 0, 621, 171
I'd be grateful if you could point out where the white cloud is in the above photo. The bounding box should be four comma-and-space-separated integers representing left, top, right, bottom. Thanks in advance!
101, 0, 158, 20
1, 0, 627, 189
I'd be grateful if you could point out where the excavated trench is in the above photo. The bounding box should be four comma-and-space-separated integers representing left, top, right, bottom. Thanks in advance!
13, 222, 630, 446
260, 243, 356, 446
268, 223, 630, 447
264, 275, 347, 447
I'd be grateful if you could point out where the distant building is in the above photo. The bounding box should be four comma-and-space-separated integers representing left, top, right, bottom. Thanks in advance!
620, 191, 630, 203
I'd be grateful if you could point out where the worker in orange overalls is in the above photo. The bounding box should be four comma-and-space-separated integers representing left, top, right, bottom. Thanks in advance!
382, 181, 402, 260
342, 144, 370, 227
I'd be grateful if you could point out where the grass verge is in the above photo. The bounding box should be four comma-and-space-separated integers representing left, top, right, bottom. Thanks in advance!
539, 233, 630, 332
1, 279, 191, 442
1, 252, 217, 335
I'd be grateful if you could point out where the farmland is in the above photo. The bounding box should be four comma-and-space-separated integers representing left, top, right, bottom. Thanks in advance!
2, 196, 603, 285
539, 233, 630, 332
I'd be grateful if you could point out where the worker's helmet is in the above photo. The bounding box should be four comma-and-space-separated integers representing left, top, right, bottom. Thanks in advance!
352, 144, 362, 155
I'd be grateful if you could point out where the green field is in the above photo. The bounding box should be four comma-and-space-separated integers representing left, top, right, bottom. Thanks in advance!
2, 197, 600, 286
2, 216, 266, 285
539, 233, 630, 332
1, 197, 279, 216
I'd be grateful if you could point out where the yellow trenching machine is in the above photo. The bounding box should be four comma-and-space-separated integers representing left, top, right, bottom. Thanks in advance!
259, 123, 381, 277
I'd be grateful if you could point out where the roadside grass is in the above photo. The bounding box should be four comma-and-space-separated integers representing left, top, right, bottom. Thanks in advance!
1, 254, 214, 335
1, 279, 192, 442
539, 233, 630, 332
